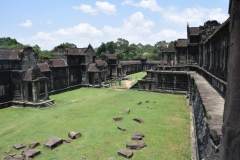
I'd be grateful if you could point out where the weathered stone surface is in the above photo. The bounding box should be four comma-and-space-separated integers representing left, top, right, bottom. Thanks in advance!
117, 126, 126, 131
126, 141, 147, 149
132, 135, 142, 140
44, 137, 63, 150
68, 131, 81, 139
5, 149, 12, 154
13, 144, 26, 150
133, 118, 144, 123
118, 149, 133, 159
125, 108, 130, 114
2, 155, 24, 160
108, 157, 115, 160
137, 102, 142, 105
28, 142, 40, 149
113, 116, 122, 121
21, 149, 41, 159
209, 129, 220, 145
132, 132, 145, 138
63, 139, 71, 143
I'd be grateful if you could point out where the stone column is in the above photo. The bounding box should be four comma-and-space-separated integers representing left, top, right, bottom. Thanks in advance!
66, 68, 69, 86
104, 72, 107, 83
51, 71, 54, 90
98, 73, 101, 86
32, 83, 36, 102
45, 81, 48, 99
24, 82, 28, 101
220, 0, 240, 159
37, 82, 40, 102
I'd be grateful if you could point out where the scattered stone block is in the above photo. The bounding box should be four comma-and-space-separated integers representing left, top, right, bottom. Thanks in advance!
28, 142, 40, 149
63, 139, 71, 143
132, 132, 145, 138
133, 118, 144, 123
44, 137, 63, 150
81, 155, 86, 159
13, 144, 26, 150
108, 157, 115, 160
113, 116, 122, 121
145, 101, 149, 103
117, 126, 126, 131
131, 135, 142, 140
21, 149, 41, 159
125, 108, 130, 114
126, 141, 147, 149
68, 131, 81, 139
137, 102, 142, 105
118, 149, 133, 159
2, 155, 24, 160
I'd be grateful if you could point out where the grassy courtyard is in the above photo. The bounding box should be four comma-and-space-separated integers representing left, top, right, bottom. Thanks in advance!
0, 82, 190, 159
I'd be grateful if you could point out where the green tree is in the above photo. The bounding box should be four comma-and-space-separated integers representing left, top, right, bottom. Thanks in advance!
153, 41, 168, 60
0, 37, 24, 49
105, 41, 116, 54
96, 43, 106, 56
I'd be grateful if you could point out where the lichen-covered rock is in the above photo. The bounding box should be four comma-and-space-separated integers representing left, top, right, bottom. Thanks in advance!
44, 137, 63, 150
68, 131, 81, 139
13, 144, 26, 150
63, 139, 71, 143
28, 142, 40, 149
118, 149, 133, 159
2, 155, 24, 160
131, 135, 142, 140
137, 102, 142, 105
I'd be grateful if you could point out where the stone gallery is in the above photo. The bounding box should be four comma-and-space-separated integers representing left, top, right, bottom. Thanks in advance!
0, 0, 239, 159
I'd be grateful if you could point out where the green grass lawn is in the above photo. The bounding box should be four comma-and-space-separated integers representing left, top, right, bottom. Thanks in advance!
0, 88, 190, 160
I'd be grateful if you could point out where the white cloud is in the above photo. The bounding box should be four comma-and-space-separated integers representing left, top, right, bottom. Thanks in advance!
20, 23, 103, 50
46, 20, 52, 24
95, 1, 116, 15
19, 20, 32, 28
148, 29, 187, 42
122, 0, 162, 12
72, 4, 98, 15
72, 1, 116, 15
103, 12, 154, 43
162, 6, 228, 26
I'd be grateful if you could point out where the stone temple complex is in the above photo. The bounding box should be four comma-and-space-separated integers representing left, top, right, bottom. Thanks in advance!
0, 0, 239, 159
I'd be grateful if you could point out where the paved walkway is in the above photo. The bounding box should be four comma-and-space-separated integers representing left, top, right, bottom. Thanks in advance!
189, 72, 224, 135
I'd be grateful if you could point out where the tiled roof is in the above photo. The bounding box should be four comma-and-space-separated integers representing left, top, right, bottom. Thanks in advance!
23, 67, 48, 82
49, 58, 67, 67
189, 27, 200, 35
162, 43, 175, 53
37, 62, 51, 72
176, 39, 188, 47
66, 48, 87, 55
95, 59, 107, 68
0, 49, 22, 60
88, 63, 106, 72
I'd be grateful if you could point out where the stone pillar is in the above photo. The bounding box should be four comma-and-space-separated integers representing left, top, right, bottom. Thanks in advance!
45, 81, 48, 99
66, 68, 69, 86
104, 72, 107, 83
24, 82, 28, 101
93, 73, 95, 85
32, 83, 36, 102
37, 82, 40, 101
220, 1, 240, 159
51, 71, 54, 90
98, 73, 101, 86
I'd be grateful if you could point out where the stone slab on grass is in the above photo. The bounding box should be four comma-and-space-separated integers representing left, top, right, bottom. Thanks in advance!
126, 141, 147, 150
68, 131, 81, 139
113, 116, 122, 121
118, 149, 133, 159
133, 118, 144, 123
125, 108, 130, 114
131, 135, 142, 140
117, 126, 126, 131
44, 137, 63, 150
21, 149, 41, 159
2, 155, 24, 160
13, 144, 26, 150
28, 142, 40, 149
132, 132, 145, 138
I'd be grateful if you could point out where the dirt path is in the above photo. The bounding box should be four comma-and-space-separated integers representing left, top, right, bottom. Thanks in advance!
125, 80, 133, 89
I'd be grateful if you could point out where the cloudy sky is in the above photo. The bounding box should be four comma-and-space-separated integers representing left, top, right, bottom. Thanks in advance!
0, 0, 229, 50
